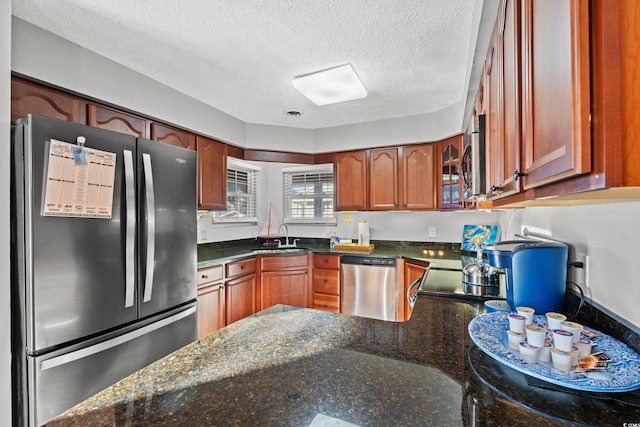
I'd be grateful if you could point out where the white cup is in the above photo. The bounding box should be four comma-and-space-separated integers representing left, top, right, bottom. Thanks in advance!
546, 312, 567, 330
561, 321, 583, 343
519, 341, 540, 364
575, 337, 593, 356
508, 314, 527, 333
525, 324, 546, 347
551, 348, 574, 372
517, 307, 535, 325
538, 341, 553, 362
552, 329, 574, 352
507, 330, 526, 350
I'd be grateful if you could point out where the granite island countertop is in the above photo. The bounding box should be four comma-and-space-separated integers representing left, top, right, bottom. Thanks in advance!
46, 296, 640, 426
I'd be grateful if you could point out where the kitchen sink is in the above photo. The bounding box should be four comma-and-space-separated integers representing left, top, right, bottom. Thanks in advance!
251, 248, 308, 255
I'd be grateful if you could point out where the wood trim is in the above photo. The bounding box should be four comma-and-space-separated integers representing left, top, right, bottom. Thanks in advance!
243, 149, 315, 164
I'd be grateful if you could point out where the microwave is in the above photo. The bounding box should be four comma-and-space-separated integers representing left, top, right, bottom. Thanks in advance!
462, 114, 486, 201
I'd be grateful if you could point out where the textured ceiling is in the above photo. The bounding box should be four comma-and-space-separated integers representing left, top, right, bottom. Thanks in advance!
12, 0, 482, 129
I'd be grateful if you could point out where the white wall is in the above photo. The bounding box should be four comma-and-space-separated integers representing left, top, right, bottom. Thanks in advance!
510, 201, 640, 330
1, 2, 12, 424
11, 17, 246, 146
314, 101, 464, 153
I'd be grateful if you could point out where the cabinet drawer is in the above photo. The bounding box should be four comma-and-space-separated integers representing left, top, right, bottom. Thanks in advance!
313, 293, 340, 313
226, 258, 256, 279
260, 254, 309, 271
313, 254, 340, 270
313, 269, 340, 294
197, 265, 223, 286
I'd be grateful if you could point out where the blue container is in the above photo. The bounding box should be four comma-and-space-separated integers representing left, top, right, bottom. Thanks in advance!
484, 240, 568, 314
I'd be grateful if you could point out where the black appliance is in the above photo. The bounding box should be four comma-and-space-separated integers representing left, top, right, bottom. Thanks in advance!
462, 114, 486, 201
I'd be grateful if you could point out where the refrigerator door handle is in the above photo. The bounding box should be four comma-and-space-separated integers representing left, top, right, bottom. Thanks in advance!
142, 153, 155, 302
123, 150, 135, 308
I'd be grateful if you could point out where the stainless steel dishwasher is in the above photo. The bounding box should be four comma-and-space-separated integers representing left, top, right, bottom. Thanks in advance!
341, 255, 396, 321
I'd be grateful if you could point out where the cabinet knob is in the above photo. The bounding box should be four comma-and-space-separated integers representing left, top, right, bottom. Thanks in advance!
323, 279, 328, 284
490, 185, 501, 193
323, 305, 329, 309
202, 274, 208, 279
240, 266, 245, 270
513, 169, 527, 181
324, 259, 329, 264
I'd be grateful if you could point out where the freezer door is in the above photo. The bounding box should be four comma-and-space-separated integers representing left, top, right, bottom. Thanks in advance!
17, 115, 138, 353
137, 138, 197, 318
26, 304, 196, 426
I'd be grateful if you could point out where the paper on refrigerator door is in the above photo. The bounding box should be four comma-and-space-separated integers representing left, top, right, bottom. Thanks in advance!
42, 139, 116, 218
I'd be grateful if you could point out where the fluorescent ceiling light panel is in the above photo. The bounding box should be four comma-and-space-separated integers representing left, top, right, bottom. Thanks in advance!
292, 64, 368, 106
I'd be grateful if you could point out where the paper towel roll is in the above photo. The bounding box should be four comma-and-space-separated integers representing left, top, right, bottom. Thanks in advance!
358, 221, 370, 246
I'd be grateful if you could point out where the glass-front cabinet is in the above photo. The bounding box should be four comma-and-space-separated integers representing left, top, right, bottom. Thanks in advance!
437, 134, 463, 210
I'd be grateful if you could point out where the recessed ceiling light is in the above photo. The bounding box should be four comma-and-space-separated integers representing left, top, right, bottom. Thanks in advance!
292, 64, 368, 106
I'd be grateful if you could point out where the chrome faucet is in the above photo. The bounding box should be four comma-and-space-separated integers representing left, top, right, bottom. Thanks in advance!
277, 223, 293, 247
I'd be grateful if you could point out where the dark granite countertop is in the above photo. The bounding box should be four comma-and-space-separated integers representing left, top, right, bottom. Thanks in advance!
197, 239, 463, 269
46, 295, 640, 426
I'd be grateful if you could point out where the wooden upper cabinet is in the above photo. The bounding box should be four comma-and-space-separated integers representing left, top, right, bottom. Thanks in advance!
520, 0, 591, 189
334, 150, 368, 211
369, 148, 399, 210
436, 135, 464, 210
402, 144, 435, 210
88, 104, 147, 138
197, 135, 228, 211
150, 122, 196, 150
11, 76, 85, 123
486, 0, 522, 199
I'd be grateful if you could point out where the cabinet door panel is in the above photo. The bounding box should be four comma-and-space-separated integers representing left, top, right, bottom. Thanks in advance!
313, 254, 340, 270
260, 254, 309, 271
521, 0, 591, 188
197, 283, 225, 339
261, 270, 309, 309
313, 269, 340, 294
334, 151, 368, 211
402, 144, 435, 210
150, 122, 196, 150
226, 274, 256, 324
11, 77, 85, 123
369, 148, 399, 210
197, 136, 227, 210
88, 104, 147, 138
313, 293, 340, 313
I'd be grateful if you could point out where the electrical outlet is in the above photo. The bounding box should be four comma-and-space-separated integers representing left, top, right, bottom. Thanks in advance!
428, 227, 437, 238
575, 253, 589, 289
342, 213, 352, 223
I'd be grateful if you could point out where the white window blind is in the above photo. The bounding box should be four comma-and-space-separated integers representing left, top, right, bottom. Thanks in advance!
212, 159, 259, 223
283, 165, 335, 224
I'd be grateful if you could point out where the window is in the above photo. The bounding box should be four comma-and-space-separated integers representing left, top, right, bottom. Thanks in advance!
283, 164, 335, 224
212, 158, 260, 223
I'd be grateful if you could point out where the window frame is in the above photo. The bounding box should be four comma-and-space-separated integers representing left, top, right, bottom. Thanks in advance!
283, 164, 336, 225
211, 158, 260, 224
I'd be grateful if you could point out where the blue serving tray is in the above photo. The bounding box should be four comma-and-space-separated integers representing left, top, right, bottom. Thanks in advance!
468, 312, 640, 392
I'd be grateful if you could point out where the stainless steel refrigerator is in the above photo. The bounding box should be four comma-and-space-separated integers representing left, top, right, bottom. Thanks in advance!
11, 114, 198, 426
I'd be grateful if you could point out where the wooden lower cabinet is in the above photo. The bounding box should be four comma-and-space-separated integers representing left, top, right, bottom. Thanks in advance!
403, 259, 429, 321
259, 254, 311, 310
226, 273, 257, 324
196, 265, 225, 339
312, 254, 341, 313
197, 283, 225, 339
225, 258, 257, 325
261, 270, 309, 309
